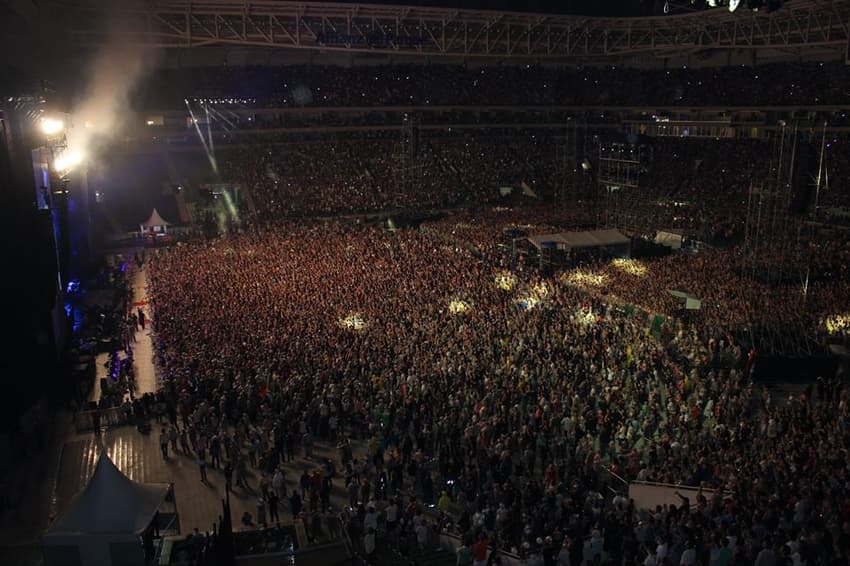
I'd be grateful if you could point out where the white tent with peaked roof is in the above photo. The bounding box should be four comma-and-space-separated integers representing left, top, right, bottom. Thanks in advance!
42, 451, 170, 566
140, 208, 171, 235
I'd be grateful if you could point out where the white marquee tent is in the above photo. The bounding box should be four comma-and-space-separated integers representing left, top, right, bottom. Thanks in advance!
139, 208, 171, 235
42, 451, 170, 566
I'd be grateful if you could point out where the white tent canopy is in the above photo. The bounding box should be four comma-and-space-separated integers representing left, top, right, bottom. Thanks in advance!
655, 229, 685, 249
140, 208, 171, 233
43, 451, 170, 566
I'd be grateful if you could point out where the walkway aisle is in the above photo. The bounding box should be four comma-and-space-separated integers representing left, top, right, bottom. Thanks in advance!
130, 261, 159, 396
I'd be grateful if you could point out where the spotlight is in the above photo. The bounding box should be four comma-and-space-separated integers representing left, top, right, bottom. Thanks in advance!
40, 117, 65, 136
54, 149, 85, 172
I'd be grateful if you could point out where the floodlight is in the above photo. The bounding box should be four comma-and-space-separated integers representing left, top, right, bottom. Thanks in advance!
40, 117, 65, 136
54, 149, 84, 172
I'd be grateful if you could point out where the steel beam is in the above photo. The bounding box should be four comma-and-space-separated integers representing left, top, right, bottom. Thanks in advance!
58, 0, 850, 59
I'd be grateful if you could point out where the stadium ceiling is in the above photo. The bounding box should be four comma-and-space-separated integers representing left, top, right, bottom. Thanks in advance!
56, 0, 849, 60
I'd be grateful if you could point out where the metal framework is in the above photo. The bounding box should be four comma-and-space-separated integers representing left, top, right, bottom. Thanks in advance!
597, 142, 654, 235
741, 122, 824, 357
58, 0, 850, 59
393, 113, 420, 203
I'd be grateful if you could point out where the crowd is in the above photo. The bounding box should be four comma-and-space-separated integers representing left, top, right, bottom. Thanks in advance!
217, 131, 558, 218
423, 205, 850, 344
143, 218, 850, 564
120, 56, 850, 565
136, 61, 850, 110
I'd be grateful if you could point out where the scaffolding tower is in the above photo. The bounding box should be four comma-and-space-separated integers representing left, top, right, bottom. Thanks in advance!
741, 121, 824, 358
597, 142, 652, 236
393, 113, 421, 204
555, 117, 593, 207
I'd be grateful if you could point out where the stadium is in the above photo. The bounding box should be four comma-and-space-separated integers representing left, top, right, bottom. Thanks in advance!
1, 0, 850, 565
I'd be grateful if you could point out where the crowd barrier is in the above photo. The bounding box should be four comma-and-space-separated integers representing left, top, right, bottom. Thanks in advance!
75, 406, 133, 433
628, 480, 716, 511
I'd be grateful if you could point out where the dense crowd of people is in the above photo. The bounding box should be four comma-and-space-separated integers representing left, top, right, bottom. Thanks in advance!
143, 216, 850, 564
218, 131, 558, 217
136, 61, 850, 110
114, 52, 850, 566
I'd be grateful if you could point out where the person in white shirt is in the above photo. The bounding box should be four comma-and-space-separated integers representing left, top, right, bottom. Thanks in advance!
386, 499, 399, 531
364, 506, 379, 532
680, 542, 697, 566
656, 539, 669, 565
363, 527, 376, 558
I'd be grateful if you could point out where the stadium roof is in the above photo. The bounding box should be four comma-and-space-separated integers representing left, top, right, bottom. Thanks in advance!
331, 0, 655, 17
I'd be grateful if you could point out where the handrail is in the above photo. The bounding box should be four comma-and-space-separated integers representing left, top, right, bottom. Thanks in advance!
602, 464, 629, 486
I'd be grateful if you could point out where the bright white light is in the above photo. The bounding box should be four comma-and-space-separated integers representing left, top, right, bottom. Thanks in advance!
54, 149, 85, 172
146, 120, 155, 126
707, 0, 718, 5
728, 0, 740, 11
40, 117, 65, 136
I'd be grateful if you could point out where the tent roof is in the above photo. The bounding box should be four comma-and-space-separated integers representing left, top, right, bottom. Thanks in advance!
668, 289, 698, 300
140, 208, 170, 227
527, 229, 630, 251
45, 451, 169, 537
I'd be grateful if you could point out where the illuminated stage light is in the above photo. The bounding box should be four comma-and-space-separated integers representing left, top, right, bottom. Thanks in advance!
54, 149, 85, 172
611, 258, 647, 277
340, 312, 367, 331
494, 271, 518, 291
40, 116, 65, 135
448, 298, 471, 314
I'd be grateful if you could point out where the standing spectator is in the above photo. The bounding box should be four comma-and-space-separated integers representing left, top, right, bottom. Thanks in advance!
364, 527, 376, 559
169, 426, 178, 454
268, 491, 280, 523
198, 450, 208, 484
223, 461, 233, 493
290, 491, 302, 519
159, 428, 169, 459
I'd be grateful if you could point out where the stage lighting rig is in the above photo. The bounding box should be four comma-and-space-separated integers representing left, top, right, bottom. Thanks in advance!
54, 149, 84, 173
39, 116, 65, 136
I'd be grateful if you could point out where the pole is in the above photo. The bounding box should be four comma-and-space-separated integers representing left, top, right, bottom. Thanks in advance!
812, 120, 827, 218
